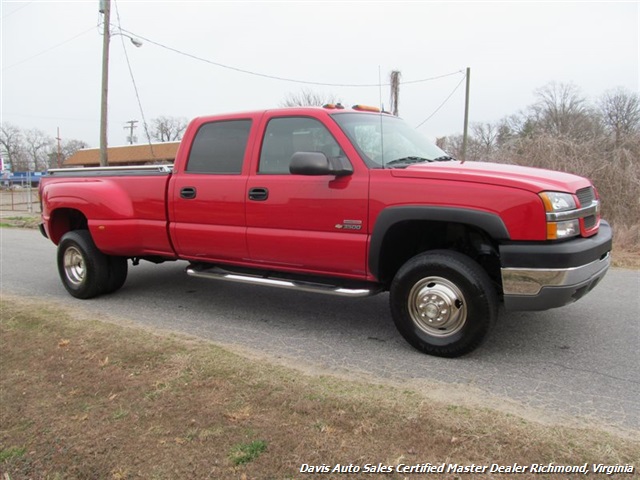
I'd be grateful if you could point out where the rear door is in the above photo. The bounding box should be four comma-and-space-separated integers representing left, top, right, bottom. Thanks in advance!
169, 116, 254, 262
245, 113, 369, 278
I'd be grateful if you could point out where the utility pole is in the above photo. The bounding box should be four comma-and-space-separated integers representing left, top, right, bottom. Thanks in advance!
124, 120, 138, 144
461, 67, 471, 163
99, 0, 111, 166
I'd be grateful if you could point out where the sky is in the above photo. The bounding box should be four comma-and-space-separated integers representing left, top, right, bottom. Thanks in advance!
1, 1, 638, 148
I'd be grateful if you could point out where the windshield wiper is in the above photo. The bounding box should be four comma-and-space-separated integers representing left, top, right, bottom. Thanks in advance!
432, 155, 456, 162
385, 156, 432, 167
385, 155, 455, 168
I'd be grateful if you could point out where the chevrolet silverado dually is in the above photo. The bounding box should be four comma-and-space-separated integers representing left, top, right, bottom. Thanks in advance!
39, 105, 612, 357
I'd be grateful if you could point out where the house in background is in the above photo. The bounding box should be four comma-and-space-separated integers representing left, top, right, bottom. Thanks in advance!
63, 142, 180, 167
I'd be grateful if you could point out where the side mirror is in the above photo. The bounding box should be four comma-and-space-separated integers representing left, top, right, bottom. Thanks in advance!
289, 152, 353, 177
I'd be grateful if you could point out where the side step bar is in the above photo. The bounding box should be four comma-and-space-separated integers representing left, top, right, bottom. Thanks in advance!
186, 264, 381, 298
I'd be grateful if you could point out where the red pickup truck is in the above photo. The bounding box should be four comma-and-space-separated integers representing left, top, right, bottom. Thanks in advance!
39, 105, 612, 357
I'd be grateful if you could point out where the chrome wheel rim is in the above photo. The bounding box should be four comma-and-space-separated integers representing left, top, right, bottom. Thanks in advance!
407, 276, 467, 337
63, 246, 85, 287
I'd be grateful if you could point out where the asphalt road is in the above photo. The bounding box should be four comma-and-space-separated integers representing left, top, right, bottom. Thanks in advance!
2, 227, 639, 433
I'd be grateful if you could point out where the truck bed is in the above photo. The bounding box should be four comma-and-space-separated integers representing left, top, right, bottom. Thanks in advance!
41, 165, 176, 258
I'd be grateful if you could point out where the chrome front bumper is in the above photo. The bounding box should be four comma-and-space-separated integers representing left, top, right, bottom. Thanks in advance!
501, 252, 611, 310
499, 222, 612, 311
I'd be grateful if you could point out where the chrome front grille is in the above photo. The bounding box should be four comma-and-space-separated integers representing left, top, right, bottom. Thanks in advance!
576, 187, 598, 231
576, 187, 595, 207
584, 215, 597, 229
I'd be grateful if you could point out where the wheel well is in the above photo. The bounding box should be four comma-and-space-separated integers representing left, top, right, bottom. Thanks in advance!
48, 208, 88, 244
376, 220, 501, 289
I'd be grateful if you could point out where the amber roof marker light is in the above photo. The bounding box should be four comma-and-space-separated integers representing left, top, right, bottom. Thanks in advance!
352, 105, 381, 112
322, 103, 345, 110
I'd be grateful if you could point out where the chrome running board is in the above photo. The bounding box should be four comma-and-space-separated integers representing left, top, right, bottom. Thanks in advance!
186, 264, 380, 298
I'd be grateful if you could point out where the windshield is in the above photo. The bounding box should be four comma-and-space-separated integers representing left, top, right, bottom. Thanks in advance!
331, 112, 449, 168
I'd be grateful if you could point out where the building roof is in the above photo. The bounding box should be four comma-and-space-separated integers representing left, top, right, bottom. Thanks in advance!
64, 142, 180, 167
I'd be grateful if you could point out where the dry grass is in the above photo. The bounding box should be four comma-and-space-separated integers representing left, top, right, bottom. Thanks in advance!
612, 224, 640, 268
1, 296, 638, 480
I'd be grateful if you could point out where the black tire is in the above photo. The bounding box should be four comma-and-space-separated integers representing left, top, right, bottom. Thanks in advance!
390, 250, 497, 358
104, 256, 128, 294
57, 230, 109, 299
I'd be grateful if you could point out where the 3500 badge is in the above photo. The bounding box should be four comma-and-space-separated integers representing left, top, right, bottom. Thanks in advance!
335, 220, 362, 230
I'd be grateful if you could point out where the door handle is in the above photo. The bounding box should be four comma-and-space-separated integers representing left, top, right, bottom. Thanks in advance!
248, 187, 269, 201
180, 187, 197, 199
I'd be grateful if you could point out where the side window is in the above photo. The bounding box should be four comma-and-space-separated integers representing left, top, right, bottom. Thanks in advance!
186, 120, 252, 174
259, 117, 345, 174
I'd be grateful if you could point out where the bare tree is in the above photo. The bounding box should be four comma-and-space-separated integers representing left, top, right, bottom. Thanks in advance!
436, 124, 499, 162
23, 128, 53, 171
434, 134, 464, 160
598, 87, 640, 147
493, 113, 529, 142
529, 82, 601, 140
280, 89, 340, 107
471, 122, 499, 155
150, 116, 188, 142
48, 139, 90, 169
0, 123, 29, 171
1, 123, 90, 171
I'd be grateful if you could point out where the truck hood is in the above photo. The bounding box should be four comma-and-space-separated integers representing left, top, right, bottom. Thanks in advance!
391, 161, 591, 193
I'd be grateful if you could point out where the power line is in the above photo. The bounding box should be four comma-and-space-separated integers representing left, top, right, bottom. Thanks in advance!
3, 26, 96, 70
2, 112, 96, 123
401, 71, 465, 85
115, 24, 469, 136
117, 26, 463, 88
113, 1, 154, 157
415, 73, 468, 129
1, 1, 32, 20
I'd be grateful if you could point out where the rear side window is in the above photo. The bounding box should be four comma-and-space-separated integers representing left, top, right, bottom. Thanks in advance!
186, 120, 252, 174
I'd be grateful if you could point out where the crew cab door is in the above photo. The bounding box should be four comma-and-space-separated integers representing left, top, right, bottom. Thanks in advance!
169, 117, 253, 262
246, 114, 369, 278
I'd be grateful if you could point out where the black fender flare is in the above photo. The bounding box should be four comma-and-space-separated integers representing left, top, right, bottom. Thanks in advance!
368, 206, 510, 279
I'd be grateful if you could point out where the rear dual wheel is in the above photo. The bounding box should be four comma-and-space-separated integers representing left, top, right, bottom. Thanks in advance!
57, 230, 128, 299
390, 250, 497, 358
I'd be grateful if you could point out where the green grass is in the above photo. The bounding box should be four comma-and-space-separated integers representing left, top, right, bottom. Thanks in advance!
0, 446, 27, 462
229, 440, 268, 465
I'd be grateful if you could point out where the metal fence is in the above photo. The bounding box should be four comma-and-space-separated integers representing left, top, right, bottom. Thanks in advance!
0, 187, 41, 213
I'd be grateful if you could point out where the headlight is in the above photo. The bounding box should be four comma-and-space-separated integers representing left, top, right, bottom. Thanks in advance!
539, 192, 579, 240
539, 192, 576, 212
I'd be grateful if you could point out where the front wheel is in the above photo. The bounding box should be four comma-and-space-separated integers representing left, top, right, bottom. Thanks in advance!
390, 250, 497, 357
57, 230, 109, 299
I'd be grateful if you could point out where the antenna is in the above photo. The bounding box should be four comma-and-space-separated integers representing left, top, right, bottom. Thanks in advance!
378, 66, 385, 168
461, 67, 471, 163
378, 66, 383, 111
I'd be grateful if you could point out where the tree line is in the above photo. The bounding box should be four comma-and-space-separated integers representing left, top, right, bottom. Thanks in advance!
437, 82, 639, 160
0, 116, 188, 172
